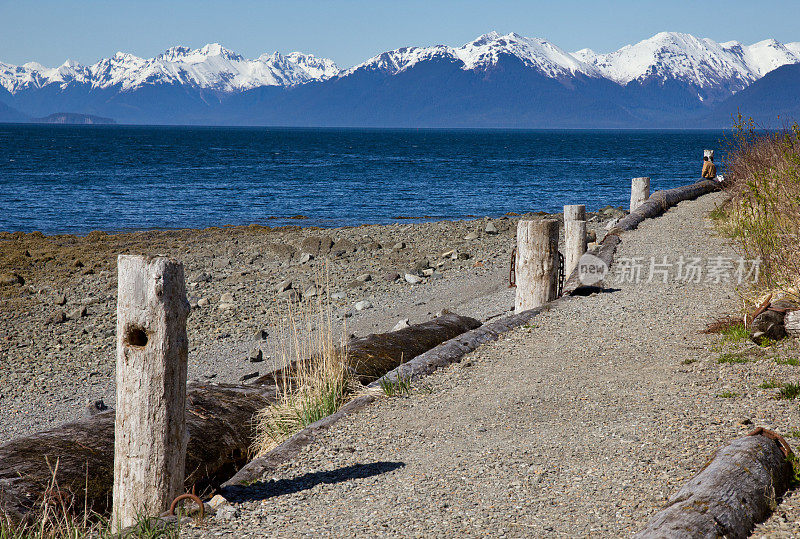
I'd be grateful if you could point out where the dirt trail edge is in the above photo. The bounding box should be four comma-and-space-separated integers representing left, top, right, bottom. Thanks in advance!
187, 192, 800, 538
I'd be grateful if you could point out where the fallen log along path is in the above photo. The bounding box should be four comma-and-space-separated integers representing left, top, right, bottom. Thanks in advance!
0, 313, 479, 523
635, 429, 794, 538
563, 179, 719, 295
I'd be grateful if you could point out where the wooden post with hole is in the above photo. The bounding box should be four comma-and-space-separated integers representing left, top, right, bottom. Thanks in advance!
564, 219, 587, 278
112, 255, 190, 532
563, 204, 585, 223
514, 219, 559, 313
630, 177, 650, 213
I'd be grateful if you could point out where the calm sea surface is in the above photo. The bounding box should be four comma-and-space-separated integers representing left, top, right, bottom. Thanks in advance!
0, 125, 727, 235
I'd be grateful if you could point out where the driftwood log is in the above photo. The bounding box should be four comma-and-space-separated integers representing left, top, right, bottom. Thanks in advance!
563, 179, 719, 295
786, 310, 800, 338
635, 430, 793, 538
0, 313, 479, 523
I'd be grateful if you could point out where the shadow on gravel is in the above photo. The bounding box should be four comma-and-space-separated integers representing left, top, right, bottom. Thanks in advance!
220, 461, 405, 503
571, 286, 622, 296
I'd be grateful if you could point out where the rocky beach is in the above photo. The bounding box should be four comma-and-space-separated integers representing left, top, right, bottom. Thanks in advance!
0, 207, 620, 442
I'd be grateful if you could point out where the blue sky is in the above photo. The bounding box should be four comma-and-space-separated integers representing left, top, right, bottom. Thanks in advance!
2, 0, 799, 67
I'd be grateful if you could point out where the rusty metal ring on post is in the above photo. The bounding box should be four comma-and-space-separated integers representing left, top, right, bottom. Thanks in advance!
509, 246, 517, 288
748, 427, 793, 459
169, 493, 205, 520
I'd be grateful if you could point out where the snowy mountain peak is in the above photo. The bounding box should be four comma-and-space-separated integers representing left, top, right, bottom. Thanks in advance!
347, 31, 599, 79
0, 45, 340, 94
575, 31, 800, 102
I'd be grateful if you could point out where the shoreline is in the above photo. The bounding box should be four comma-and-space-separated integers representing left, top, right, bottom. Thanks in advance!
0, 206, 625, 442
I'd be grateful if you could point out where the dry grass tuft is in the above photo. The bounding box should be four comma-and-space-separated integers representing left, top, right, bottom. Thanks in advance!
251, 273, 356, 458
719, 114, 800, 301
703, 315, 745, 334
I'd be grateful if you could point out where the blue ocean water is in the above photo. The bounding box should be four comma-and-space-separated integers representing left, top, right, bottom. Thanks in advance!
0, 125, 727, 235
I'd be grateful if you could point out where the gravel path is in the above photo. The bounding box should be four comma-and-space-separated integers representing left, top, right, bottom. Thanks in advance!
186, 192, 800, 538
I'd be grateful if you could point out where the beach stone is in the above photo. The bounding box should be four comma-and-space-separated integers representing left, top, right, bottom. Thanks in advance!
220, 292, 235, 304
277, 279, 293, 293
197, 297, 209, 307
383, 272, 400, 282
218, 303, 235, 311
68, 306, 87, 319
354, 300, 373, 311
46, 310, 67, 324
216, 504, 239, 521
356, 273, 372, 282
405, 273, 423, 284
249, 348, 264, 363
299, 252, 313, 264
392, 242, 406, 250
440, 249, 455, 259
267, 243, 296, 261
0, 273, 23, 286
605, 218, 620, 230
212, 257, 231, 269
331, 239, 356, 257
485, 222, 499, 235
304, 285, 319, 298
331, 291, 346, 300
364, 241, 382, 251
301, 236, 333, 255
189, 271, 212, 283
54, 294, 67, 306
457, 252, 471, 260
278, 289, 302, 303
393, 319, 411, 331
256, 329, 269, 340
464, 231, 480, 240
422, 268, 435, 277
208, 495, 228, 512
413, 260, 431, 273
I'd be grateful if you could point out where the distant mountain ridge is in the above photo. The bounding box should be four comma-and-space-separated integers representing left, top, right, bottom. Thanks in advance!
1, 32, 798, 127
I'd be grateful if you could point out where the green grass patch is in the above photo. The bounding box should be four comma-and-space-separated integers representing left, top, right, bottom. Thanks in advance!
681, 358, 697, 365
759, 379, 780, 389
379, 373, 412, 397
776, 356, 800, 366
789, 428, 800, 438
717, 352, 750, 364
717, 391, 739, 398
779, 383, 800, 400
720, 323, 749, 342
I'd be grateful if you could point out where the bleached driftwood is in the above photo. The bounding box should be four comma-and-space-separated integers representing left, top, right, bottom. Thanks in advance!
113, 255, 190, 531
514, 219, 559, 312
630, 176, 651, 213
563, 204, 585, 222
635, 430, 792, 538
564, 219, 587, 278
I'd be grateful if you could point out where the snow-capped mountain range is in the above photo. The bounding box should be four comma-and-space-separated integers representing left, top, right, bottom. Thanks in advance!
1, 31, 799, 127
0, 43, 339, 94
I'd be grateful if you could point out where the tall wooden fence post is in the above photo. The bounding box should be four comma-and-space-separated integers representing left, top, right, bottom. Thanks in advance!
515, 219, 559, 313
630, 176, 650, 213
564, 219, 587, 278
112, 255, 190, 532
564, 205, 587, 278
563, 204, 585, 222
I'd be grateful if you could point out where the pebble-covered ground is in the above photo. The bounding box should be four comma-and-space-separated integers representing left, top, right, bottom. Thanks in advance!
182, 193, 800, 537
0, 209, 618, 441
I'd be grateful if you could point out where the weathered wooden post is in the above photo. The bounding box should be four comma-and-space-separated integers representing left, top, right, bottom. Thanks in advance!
515, 219, 559, 313
563, 204, 585, 222
630, 176, 650, 213
564, 219, 587, 278
112, 255, 190, 532
563, 205, 587, 278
